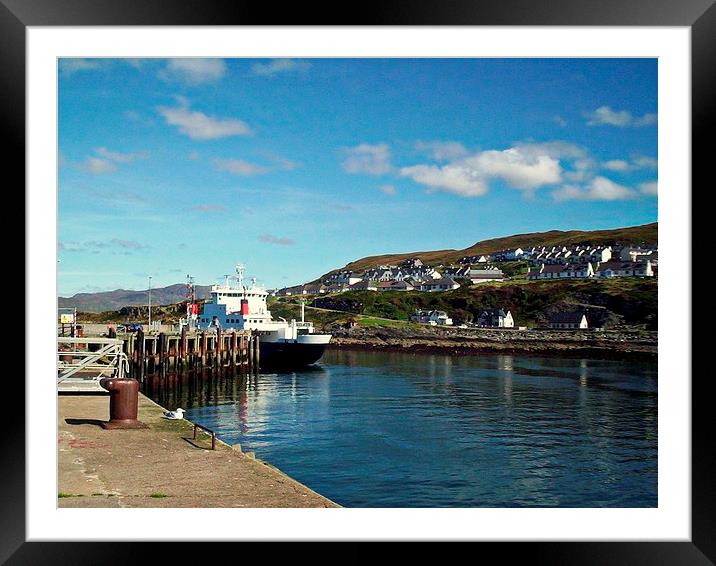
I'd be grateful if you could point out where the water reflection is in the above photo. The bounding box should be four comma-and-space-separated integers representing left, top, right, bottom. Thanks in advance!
141, 350, 657, 508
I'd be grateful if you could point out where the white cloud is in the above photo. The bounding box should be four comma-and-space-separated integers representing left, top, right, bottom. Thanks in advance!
553, 116, 568, 128
95, 147, 148, 163
603, 159, 631, 172
639, 181, 658, 196
463, 147, 562, 190
400, 142, 566, 197
415, 141, 468, 161
81, 157, 118, 175
601, 155, 658, 173
585, 106, 657, 127
634, 113, 658, 127
342, 143, 392, 175
59, 239, 147, 253
632, 155, 658, 169
157, 98, 253, 140
59, 59, 103, 75
379, 184, 397, 195
251, 59, 311, 76
552, 176, 636, 201
160, 58, 227, 85
257, 151, 300, 171
214, 158, 267, 176
400, 164, 488, 197
77, 147, 148, 174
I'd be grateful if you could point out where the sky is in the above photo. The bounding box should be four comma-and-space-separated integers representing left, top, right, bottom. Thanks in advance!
58, 57, 657, 295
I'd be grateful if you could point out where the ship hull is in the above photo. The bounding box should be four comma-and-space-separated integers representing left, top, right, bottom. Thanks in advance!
258, 340, 328, 368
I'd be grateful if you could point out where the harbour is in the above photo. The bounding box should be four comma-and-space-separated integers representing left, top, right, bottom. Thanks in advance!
57, 261, 657, 509
140, 349, 658, 508
58, 390, 338, 508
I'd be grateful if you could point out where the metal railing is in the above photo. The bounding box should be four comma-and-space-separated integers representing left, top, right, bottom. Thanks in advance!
57, 336, 129, 385
193, 423, 217, 450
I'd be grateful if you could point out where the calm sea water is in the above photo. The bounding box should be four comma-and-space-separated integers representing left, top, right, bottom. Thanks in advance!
141, 349, 657, 508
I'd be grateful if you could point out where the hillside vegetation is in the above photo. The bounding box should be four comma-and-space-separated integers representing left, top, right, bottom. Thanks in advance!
284, 278, 657, 330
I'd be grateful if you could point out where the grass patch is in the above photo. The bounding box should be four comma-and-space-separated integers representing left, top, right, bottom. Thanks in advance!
357, 317, 405, 328
58, 492, 76, 498
149, 492, 168, 498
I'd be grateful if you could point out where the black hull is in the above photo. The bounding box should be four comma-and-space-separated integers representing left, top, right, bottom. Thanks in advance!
258, 341, 328, 368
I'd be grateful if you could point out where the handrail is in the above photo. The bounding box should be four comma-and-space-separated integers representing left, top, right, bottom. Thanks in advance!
57, 336, 128, 384
192, 422, 217, 450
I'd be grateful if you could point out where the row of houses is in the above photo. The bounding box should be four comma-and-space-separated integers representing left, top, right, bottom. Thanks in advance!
442, 265, 505, 283
410, 308, 514, 327
277, 275, 462, 297
527, 259, 654, 280
460, 243, 657, 267
409, 307, 589, 329
278, 241, 657, 296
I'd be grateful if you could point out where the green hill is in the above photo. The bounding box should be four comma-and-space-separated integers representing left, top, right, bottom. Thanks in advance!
285, 278, 658, 330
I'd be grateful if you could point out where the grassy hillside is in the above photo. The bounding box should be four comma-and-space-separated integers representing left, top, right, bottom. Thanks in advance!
292, 278, 657, 330
319, 222, 657, 278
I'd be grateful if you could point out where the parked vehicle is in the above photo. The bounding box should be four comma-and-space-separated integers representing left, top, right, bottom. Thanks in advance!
125, 323, 143, 332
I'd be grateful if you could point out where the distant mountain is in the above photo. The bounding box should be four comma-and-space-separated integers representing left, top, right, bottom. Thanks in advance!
314, 222, 658, 280
58, 283, 212, 313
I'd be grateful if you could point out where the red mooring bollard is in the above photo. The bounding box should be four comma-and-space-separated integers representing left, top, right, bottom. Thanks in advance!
99, 378, 148, 429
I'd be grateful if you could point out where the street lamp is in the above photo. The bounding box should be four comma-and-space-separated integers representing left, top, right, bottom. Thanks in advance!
148, 276, 152, 330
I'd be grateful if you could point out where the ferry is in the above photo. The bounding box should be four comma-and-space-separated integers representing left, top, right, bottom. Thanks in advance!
187, 264, 331, 367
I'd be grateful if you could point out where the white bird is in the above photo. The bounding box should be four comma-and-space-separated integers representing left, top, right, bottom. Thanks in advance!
163, 408, 185, 420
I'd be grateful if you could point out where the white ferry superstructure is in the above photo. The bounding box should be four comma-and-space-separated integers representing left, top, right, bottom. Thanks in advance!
190, 264, 331, 367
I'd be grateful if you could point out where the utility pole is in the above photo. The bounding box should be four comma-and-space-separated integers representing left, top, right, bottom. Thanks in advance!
148, 275, 152, 330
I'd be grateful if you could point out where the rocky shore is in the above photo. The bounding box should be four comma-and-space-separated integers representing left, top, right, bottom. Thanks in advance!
327, 325, 657, 359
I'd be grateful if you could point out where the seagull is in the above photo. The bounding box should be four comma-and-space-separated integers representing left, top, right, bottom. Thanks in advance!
163, 408, 185, 420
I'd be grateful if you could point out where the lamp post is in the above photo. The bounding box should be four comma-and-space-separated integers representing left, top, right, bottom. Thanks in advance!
148, 276, 152, 330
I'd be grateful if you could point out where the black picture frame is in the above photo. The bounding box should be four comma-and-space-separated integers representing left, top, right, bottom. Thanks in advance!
6, 0, 709, 562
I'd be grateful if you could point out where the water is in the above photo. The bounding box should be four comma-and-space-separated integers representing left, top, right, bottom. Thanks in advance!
142, 349, 657, 508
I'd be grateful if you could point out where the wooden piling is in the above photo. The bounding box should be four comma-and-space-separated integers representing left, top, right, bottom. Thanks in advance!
158, 333, 167, 373
200, 332, 207, 366
231, 331, 237, 368
136, 329, 145, 381
216, 327, 222, 368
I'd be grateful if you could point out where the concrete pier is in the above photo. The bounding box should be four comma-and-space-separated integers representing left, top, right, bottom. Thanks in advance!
58, 393, 339, 508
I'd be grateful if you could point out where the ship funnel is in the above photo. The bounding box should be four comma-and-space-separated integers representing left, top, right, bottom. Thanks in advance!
241, 299, 249, 315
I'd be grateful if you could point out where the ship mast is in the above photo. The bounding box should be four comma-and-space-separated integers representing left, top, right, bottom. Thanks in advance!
235, 263, 245, 290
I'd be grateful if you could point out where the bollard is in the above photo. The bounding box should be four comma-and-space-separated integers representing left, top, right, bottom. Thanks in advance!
99, 378, 148, 429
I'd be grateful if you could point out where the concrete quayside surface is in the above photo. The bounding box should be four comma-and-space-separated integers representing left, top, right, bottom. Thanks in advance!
58, 393, 339, 508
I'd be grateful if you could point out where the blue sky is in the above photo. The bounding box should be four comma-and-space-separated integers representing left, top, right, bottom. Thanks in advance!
58, 58, 657, 295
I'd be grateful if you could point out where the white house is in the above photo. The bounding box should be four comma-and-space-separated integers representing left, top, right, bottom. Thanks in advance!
325, 283, 350, 294
411, 309, 453, 325
327, 271, 362, 286
388, 280, 415, 291
619, 247, 655, 262
418, 277, 460, 292
528, 263, 594, 280
349, 280, 378, 291
494, 248, 524, 261
475, 308, 514, 328
596, 260, 654, 278
548, 312, 589, 329
467, 267, 505, 283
